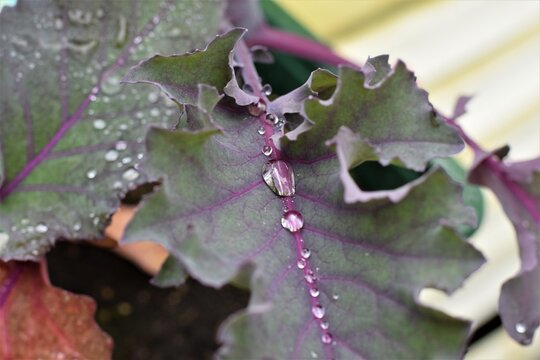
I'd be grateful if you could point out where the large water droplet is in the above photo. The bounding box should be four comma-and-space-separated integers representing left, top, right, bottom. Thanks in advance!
262, 160, 295, 197
297, 258, 306, 269
301, 248, 311, 259
248, 101, 266, 116
321, 333, 333, 344
310, 288, 320, 298
281, 211, 304, 232
122, 168, 139, 181
35, 223, 48, 233
87, 169, 97, 179
104, 150, 119, 162
93, 119, 106, 130
515, 323, 527, 334
262, 84, 272, 96
312, 305, 325, 319
262, 145, 272, 157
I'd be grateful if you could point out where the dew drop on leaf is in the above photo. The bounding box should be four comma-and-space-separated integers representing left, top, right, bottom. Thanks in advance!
248, 101, 265, 117
73, 222, 82, 231
301, 248, 311, 259
104, 150, 119, 162
281, 211, 304, 233
86, 169, 97, 179
257, 127, 265, 135
0, 232, 9, 251
265, 113, 277, 124
332, 293, 340, 300
35, 223, 48, 233
122, 168, 139, 181
320, 321, 329, 330
121, 156, 132, 164
296, 258, 306, 269
262, 145, 272, 157
262, 84, 272, 96
515, 323, 527, 334
321, 332, 333, 344
262, 160, 295, 196
309, 288, 320, 298
311, 305, 325, 319
115, 141, 128, 151
242, 83, 253, 94
93, 119, 106, 130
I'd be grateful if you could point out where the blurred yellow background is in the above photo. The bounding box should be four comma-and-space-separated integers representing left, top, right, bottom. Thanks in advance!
277, 0, 540, 359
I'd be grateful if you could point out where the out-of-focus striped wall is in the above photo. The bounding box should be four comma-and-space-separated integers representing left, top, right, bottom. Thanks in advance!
278, 1, 540, 359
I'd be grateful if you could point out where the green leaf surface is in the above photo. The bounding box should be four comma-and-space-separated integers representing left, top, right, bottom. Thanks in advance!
0, 0, 222, 259
123, 33, 484, 359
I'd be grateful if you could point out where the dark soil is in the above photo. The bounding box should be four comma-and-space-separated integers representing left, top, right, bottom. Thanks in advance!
46, 242, 249, 360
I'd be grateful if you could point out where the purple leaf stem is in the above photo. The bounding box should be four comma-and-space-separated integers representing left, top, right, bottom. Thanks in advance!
236, 37, 335, 359
446, 118, 540, 223
246, 24, 359, 69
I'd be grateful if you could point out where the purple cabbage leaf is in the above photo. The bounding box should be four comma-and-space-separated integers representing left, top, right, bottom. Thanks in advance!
122, 29, 485, 359
0, 0, 223, 260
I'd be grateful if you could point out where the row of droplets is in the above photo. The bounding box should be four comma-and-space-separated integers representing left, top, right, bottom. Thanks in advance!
250, 97, 334, 347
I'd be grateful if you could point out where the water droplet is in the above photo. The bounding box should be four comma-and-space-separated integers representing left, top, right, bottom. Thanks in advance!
332, 293, 340, 300
73, 222, 82, 231
305, 273, 316, 284
113, 181, 123, 190
320, 321, 329, 330
257, 127, 266, 135
89, 95, 97, 102
516, 323, 527, 334
137, 153, 144, 160
122, 168, 139, 181
248, 101, 266, 117
281, 211, 304, 232
101, 75, 121, 95
87, 169, 97, 179
262, 84, 272, 96
115, 141, 128, 151
297, 258, 306, 269
310, 288, 320, 298
310, 351, 318, 358
104, 150, 119, 162
121, 157, 132, 164
301, 248, 311, 259
0, 232, 9, 251
321, 332, 333, 344
262, 160, 295, 196
265, 113, 277, 124
133, 36, 142, 45
312, 305, 325, 319
35, 223, 48, 233
262, 145, 273, 156
148, 92, 159, 103
54, 18, 64, 30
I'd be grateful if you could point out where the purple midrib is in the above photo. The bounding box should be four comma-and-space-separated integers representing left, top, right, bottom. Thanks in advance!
0, 1, 170, 201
